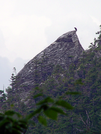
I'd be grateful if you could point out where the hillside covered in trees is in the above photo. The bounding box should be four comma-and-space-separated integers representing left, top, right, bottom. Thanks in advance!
0, 26, 101, 134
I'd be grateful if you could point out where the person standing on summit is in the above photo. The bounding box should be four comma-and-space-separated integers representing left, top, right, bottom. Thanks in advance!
74, 27, 77, 32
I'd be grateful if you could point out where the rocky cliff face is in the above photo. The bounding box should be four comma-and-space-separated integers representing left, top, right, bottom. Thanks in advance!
15, 30, 84, 99
5, 28, 101, 134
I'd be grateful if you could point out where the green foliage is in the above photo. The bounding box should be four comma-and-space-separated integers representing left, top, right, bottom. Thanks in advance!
0, 92, 75, 133
36, 97, 54, 105
0, 89, 78, 134
38, 115, 47, 126
10, 73, 16, 89
65, 91, 81, 95
74, 78, 84, 85
55, 100, 73, 110
53, 64, 63, 74
0, 74, 80, 134
44, 108, 58, 120
0, 110, 28, 134
1, 25, 101, 134
33, 93, 43, 99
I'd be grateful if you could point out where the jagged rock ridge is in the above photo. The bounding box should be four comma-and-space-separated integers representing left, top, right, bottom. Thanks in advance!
16, 30, 84, 97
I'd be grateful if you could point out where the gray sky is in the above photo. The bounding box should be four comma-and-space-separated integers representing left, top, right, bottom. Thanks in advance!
0, 0, 101, 89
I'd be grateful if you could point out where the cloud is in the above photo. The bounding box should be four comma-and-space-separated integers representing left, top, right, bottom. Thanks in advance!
0, 0, 101, 90
0, 0, 101, 60
0, 14, 51, 61
0, 29, 5, 48
45, 11, 100, 50
0, 56, 11, 90
90, 16, 100, 26
0, 56, 28, 90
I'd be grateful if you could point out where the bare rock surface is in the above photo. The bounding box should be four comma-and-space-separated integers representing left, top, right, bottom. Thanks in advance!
15, 30, 84, 98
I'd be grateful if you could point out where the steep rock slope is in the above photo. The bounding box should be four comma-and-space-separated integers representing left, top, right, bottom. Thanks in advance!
15, 30, 84, 98
5, 27, 101, 134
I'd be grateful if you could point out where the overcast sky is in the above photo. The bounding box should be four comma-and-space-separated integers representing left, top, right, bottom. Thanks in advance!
0, 0, 101, 90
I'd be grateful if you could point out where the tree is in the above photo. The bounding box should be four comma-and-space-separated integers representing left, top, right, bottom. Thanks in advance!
0, 84, 81, 134
10, 68, 17, 90
95, 25, 101, 47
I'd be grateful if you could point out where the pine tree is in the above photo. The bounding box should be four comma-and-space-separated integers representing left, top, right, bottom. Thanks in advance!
10, 67, 17, 90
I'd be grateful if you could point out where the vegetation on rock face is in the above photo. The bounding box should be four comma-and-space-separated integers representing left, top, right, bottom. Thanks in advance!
0, 85, 79, 134
0, 26, 101, 133
0, 70, 80, 134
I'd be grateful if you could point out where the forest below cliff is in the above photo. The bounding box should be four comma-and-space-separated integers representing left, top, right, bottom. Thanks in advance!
0, 26, 101, 134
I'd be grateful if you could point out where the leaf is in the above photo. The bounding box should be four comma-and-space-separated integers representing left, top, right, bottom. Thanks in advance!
74, 78, 83, 85
50, 107, 67, 115
36, 97, 54, 105
12, 124, 22, 132
12, 128, 22, 134
18, 119, 28, 128
35, 87, 40, 90
5, 110, 22, 118
33, 93, 43, 99
0, 113, 4, 121
40, 104, 49, 111
65, 92, 81, 95
55, 100, 73, 110
5, 110, 16, 116
10, 104, 14, 107
38, 116, 47, 126
44, 108, 58, 120
0, 119, 10, 128
26, 108, 42, 120
27, 120, 35, 126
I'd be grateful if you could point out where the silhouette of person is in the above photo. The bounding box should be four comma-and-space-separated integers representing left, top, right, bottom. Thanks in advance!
74, 27, 77, 32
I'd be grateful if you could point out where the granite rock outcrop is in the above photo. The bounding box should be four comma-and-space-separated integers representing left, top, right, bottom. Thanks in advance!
15, 30, 84, 99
